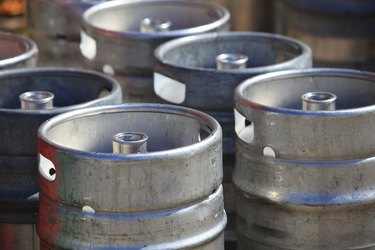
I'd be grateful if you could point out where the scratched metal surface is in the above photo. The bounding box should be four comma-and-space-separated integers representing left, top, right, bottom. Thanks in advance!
234, 69, 375, 249
37, 104, 226, 249
0, 68, 121, 250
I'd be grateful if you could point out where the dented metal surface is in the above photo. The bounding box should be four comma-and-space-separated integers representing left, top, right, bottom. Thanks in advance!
0, 31, 38, 69
80, 0, 230, 102
0, 68, 121, 250
37, 104, 226, 249
233, 69, 375, 249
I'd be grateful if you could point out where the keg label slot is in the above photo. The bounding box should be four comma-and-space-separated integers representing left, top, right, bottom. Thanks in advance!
80, 31, 97, 60
39, 154, 56, 181
234, 109, 254, 143
154, 73, 186, 104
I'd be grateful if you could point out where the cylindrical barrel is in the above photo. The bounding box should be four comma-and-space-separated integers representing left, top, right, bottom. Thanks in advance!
210, 0, 275, 32
0, 68, 121, 250
276, 0, 375, 71
27, 0, 111, 67
0, 31, 38, 69
80, 0, 230, 103
234, 69, 375, 249
37, 104, 226, 249
154, 32, 312, 249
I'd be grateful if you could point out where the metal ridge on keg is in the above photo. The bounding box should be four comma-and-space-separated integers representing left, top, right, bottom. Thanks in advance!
154, 32, 312, 111
37, 104, 223, 212
233, 68, 375, 249
0, 32, 38, 69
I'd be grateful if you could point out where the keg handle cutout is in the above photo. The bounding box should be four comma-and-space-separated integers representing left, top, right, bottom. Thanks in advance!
154, 73, 186, 104
19, 91, 54, 110
216, 53, 248, 70
113, 132, 148, 154
234, 109, 254, 143
263, 146, 276, 158
302, 91, 337, 111
199, 126, 212, 142
140, 18, 172, 33
39, 154, 56, 181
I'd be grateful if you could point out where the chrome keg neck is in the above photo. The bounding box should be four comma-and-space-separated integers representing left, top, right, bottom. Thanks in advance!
19, 91, 55, 110
216, 53, 248, 70
112, 132, 148, 154
302, 91, 337, 111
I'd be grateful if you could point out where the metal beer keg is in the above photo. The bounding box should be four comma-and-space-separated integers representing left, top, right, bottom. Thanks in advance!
234, 69, 375, 249
80, 0, 230, 102
276, 0, 375, 70
154, 32, 312, 249
27, 0, 112, 67
37, 104, 226, 249
0, 68, 121, 250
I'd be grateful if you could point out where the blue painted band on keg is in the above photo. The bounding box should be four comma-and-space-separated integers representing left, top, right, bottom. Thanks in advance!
287, 0, 375, 15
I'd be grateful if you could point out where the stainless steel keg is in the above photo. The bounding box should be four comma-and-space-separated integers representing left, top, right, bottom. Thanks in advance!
210, 0, 274, 32
0, 32, 37, 69
234, 69, 375, 249
276, 0, 375, 71
37, 104, 226, 249
27, 0, 111, 67
154, 32, 312, 249
80, 0, 230, 103
0, 68, 121, 250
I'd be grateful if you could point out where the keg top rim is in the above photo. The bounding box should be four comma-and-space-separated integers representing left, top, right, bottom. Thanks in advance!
82, 0, 230, 39
0, 67, 121, 114
154, 32, 312, 74
38, 103, 221, 159
235, 68, 375, 116
0, 31, 38, 69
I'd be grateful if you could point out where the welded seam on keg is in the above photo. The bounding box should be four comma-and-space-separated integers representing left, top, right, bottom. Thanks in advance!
235, 68, 375, 117
38, 104, 221, 161
82, 0, 230, 39
154, 32, 312, 74
0, 67, 121, 114
0, 33, 38, 68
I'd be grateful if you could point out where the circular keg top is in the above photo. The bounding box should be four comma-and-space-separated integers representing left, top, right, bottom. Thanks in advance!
0, 32, 38, 69
234, 68, 375, 161
38, 104, 222, 212
154, 32, 311, 111
0, 67, 121, 115
155, 32, 311, 73
39, 104, 220, 156
236, 68, 375, 114
83, 0, 230, 38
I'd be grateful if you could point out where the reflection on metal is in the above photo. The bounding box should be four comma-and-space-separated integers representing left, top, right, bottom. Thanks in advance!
112, 132, 148, 154
37, 104, 225, 249
234, 69, 375, 249
216, 53, 248, 70
302, 91, 336, 111
20, 91, 54, 110
140, 18, 171, 33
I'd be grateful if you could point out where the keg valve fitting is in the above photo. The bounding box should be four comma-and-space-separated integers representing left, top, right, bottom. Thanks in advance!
302, 91, 337, 111
216, 53, 248, 70
20, 91, 54, 110
112, 132, 148, 154
140, 18, 171, 33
